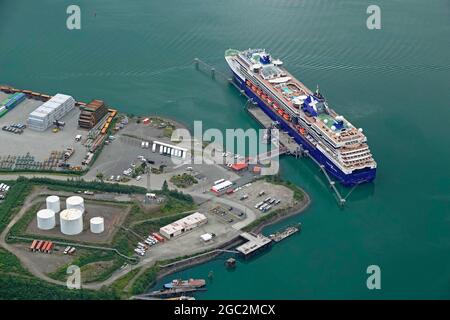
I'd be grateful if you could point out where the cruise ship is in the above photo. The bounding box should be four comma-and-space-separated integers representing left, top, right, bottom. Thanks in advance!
225, 48, 377, 186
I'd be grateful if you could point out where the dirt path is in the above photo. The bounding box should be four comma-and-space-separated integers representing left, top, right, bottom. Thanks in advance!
0, 187, 68, 287
0, 169, 307, 292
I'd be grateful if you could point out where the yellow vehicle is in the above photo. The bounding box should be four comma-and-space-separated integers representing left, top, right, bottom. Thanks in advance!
52, 128, 59, 133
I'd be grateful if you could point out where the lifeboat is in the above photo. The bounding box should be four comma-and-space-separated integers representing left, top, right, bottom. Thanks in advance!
278, 109, 284, 115
273, 103, 279, 110
299, 128, 306, 135
283, 114, 290, 121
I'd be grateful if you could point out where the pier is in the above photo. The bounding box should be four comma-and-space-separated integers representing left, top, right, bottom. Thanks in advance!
303, 149, 347, 206
193, 58, 247, 95
192, 61, 354, 207
246, 103, 303, 160
134, 287, 208, 299
235, 232, 272, 258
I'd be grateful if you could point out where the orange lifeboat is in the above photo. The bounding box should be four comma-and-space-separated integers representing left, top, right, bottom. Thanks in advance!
299, 128, 306, 135
283, 114, 290, 121
278, 109, 284, 115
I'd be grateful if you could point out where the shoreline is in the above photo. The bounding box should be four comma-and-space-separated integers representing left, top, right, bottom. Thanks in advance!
141, 190, 311, 295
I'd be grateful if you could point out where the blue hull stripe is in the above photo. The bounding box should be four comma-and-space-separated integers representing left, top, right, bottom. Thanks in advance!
231, 71, 376, 186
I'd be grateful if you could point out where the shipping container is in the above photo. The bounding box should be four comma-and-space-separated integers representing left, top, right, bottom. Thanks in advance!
30, 240, 38, 251
35, 241, 43, 251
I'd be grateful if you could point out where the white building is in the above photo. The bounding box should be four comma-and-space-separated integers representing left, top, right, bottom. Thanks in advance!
152, 140, 187, 159
90, 217, 104, 234
159, 212, 207, 239
211, 180, 233, 193
37, 209, 56, 230
28, 93, 75, 131
60, 208, 83, 235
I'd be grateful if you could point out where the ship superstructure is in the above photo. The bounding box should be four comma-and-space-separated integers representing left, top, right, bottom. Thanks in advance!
225, 48, 376, 186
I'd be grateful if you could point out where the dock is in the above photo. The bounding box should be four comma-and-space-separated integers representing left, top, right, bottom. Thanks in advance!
192, 61, 359, 207
136, 287, 207, 299
269, 223, 301, 242
235, 232, 272, 258
246, 103, 303, 161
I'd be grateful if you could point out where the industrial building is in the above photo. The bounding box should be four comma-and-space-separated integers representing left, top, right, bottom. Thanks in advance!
152, 140, 187, 159
46, 195, 61, 213
60, 208, 83, 235
36, 209, 56, 230
78, 99, 108, 129
90, 217, 104, 234
27, 93, 75, 131
66, 196, 85, 215
159, 212, 207, 239
211, 180, 233, 193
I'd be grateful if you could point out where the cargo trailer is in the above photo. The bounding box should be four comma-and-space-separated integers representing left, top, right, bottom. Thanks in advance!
30, 240, 38, 251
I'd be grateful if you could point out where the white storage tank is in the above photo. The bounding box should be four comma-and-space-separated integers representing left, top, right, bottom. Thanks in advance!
60, 209, 83, 235
37, 209, 56, 230
46, 195, 61, 213
90, 217, 104, 234
66, 196, 85, 214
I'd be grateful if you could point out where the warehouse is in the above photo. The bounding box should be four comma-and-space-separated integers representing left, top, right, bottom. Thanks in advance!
211, 180, 233, 193
159, 212, 207, 239
27, 93, 75, 131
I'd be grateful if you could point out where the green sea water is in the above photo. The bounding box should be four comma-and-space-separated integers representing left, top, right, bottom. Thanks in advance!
0, 0, 449, 299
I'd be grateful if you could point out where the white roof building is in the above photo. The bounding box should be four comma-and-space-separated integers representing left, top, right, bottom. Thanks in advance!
159, 212, 207, 239
200, 233, 213, 242
211, 180, 233, 193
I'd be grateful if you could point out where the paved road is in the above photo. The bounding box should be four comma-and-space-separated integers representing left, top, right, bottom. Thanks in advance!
0, 170, 258, 290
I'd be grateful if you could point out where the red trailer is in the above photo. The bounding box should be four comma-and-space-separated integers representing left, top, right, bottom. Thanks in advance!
35, 240, 43, 252
46, 242, 54, 253
43, 242, 50, 253
30, 240, 37, 251
40, 241, 48, 252
152, 233, 164, 242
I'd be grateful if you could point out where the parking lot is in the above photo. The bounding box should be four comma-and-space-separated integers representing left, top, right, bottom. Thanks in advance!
225, 179, 294, 215
0, 93, 89, 168
208, 204, 246, 224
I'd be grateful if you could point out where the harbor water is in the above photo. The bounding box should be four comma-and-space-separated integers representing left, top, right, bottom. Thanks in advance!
0, 0, 449, 298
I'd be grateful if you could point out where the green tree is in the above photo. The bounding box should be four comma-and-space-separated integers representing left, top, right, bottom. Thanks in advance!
96, 171, 104, 182
162, 180, 169, 192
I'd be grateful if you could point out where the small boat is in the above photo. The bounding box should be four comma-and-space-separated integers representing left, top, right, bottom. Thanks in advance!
163, 278, 206, 289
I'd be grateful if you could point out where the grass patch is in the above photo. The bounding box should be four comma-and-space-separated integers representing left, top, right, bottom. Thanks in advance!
132, 211, 192, 236
29, 177, 147, 194
48, 249, 125, 283
0, 178, 31, 233
130, 264, 160, 295
264, 175, 305, 201
111, 267, 141, 298
170, 173, 198, 188
242, 208, 286, 232
0, 248, 31, 276
0, 274, 118, 300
